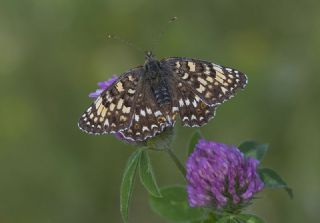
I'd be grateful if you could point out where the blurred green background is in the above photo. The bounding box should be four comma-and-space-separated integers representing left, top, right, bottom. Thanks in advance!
1, 0, 320, 222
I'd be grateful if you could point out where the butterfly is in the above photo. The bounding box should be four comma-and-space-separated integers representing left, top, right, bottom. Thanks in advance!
78, 51, 247, 141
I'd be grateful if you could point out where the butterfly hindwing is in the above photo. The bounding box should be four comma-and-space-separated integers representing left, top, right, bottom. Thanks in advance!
163, 57, 247, 106
78, 67, 143, 134
172, 79, 216, 127
119, 83, 170, 141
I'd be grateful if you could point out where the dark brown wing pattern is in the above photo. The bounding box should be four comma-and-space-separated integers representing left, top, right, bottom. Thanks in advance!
163, 57, 247, 106
79, 56, 248, 142
78, 67, 143, 134
119, 82, 172, 141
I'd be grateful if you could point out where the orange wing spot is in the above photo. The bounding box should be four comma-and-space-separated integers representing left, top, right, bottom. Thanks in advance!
200, 102, 207, 109
157, 116, 166, 123
134, 123, 140, 129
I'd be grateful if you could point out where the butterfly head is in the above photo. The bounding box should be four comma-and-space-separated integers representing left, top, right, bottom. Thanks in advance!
145, 51, 155, 60
144, 51, 160, 74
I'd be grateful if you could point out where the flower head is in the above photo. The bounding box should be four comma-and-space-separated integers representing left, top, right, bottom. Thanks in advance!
89, 75, 118, 98
186, 139, 264, 211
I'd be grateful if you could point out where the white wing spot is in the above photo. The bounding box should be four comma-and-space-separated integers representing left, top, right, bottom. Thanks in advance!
120, 115, 127, 121
198, 77, 208, 86
185, 99, 190, 106
146, 107, 152, 115
155, 111, 162, 117
182, 73, 189, 80
128, 75, 134, 81
215, 76, 224, 84
97, 105, 104, 115
216, 72, 226, 80
109, 103, 116, 111
204, 65, 210, 75
122, 105, 131, 114
196, 84, 206, 93
192, 100, 197, 108
179, 99, 184, 107
135, 114, 140, 122
206, 76, 214, 83
104, 119, 109, 127
221, 86, 228, 94
116, 99, 124, 110
188, 62, 196, 72
101, 107, 107, 117
172, 106, 179, 112
140, 109, 146, 116
213, 64, 223, 73
142, 126, 150, 132
115, 82, 124, 92
95, 98, 102, 109
128, 89, 135, 94
205, 91, 213, 98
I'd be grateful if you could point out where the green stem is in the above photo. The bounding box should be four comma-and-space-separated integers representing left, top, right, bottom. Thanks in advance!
166, 149, 186, 177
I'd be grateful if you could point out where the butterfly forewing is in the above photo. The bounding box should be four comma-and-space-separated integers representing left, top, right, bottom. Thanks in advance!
163, 57, 247, 106
78, 67, 143, 134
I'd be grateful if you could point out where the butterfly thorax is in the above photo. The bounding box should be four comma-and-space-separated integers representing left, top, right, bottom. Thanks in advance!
144, 52, 171, 108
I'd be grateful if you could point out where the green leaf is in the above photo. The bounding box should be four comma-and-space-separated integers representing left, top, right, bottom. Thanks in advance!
193, 213, 216, 223
147, 127, 175, 150
216, 214, 265, 223
216, 215, 238, 223
120, 149, 142, 223
139, 150, 162, 197
149, 185, 206, 222
237, 214, 265, 223
188, 130, 202, 156
258, 167, 293, 199
238, 141, 268, 161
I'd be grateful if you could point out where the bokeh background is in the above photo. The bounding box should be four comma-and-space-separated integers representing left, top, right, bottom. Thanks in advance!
1, 0, 320, 222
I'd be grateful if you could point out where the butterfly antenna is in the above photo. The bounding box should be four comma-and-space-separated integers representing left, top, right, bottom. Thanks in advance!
106, 33, 144, 53
150, 16, 178, 52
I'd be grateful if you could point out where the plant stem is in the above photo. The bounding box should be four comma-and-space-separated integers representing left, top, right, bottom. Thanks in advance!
166, 149, 186, 177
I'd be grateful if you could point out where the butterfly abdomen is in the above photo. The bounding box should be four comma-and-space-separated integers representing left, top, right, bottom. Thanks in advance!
151, 80, 171, 107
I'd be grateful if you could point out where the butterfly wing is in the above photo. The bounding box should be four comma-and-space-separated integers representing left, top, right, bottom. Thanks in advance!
170, 77, 216, 127
118, 80, 172, 141
162, 57, 248, 106
78, 67, 143, 134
